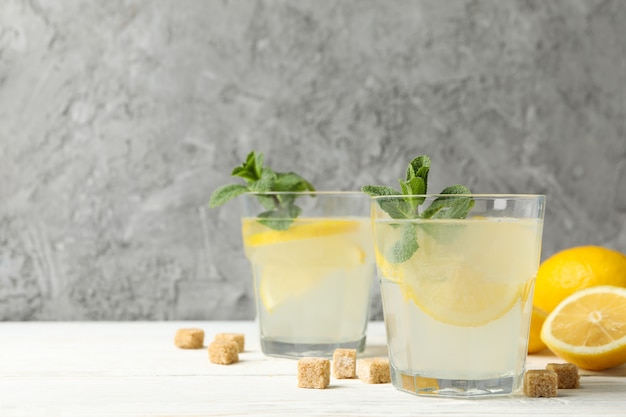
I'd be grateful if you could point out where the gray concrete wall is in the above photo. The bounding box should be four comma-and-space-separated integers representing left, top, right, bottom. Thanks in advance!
1, 0, 625, 320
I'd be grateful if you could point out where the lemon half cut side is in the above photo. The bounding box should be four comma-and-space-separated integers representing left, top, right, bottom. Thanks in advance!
540, 285, 626, 371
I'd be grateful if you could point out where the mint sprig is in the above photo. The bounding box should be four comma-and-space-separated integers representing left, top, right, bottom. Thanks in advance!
362, 155, 473, 263
209, 151, 315, 230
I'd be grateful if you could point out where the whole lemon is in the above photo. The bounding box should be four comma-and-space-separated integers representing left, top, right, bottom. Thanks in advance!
527, 306, 548, 354
533, 246, 626, 314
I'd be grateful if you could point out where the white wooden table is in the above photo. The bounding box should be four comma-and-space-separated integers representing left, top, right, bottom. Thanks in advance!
0, 321, 625, 417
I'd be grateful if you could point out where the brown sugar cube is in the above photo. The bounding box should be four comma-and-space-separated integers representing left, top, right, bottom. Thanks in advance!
297, 357, 330, 389
523, 369, 558, 397
546, 363, 580, 389
214, 333, 245, 352
174, 328, 204, 349
332, 348, 357, 379
357, 358, 391, 384
208, 340, 239, 365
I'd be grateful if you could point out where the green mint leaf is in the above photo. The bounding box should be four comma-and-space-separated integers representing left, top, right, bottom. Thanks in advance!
411, 177, 427, 196
249, 167, 277, 192
373, 195, 425, 220
257, 202, 302, 230
362, 154, 473, 264
274, 172, 316, 192
440, 184, 472, 195
210, 150, 315, 231
231, 166, 253, 182
261, 193, 297, 213
406, 155, 430, 181
389, 223, 419, 263
362, 186, 413, 220
252, 186, 300, 213
258, 218, 292, 230
361, 185, 401, 197
399, 177, 426, 209
253, 152, 264, 178
232, 151, 264, 183
415, 166, 429, 184
209, 184, 249, 208
255, 194, 279, 211
258, 215, 293, 230
421, 185, 474, 219
380, 199, 414, 220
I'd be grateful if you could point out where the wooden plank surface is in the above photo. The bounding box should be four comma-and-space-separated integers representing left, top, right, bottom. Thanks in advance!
0, 321, 624, 417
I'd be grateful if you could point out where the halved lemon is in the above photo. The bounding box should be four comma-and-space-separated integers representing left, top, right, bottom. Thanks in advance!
540, 285, 626, 371
402, 265, 525, 327
242, 218, 360, 247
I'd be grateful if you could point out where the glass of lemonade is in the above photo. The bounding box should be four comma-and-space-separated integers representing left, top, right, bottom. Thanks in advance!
240, 191, 375, 358
371, 194, 545, 397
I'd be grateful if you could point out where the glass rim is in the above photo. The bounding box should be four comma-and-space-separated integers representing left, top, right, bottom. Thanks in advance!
370, 193, 546, 200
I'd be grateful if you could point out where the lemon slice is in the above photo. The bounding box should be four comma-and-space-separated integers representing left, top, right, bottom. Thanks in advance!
374, 247, 404, 282
247, 219, 367, 313
540, 285, 626, 371
259, 265, 326, 314
402, 265, 524, 327
242, 218, 360, 247
258, 241, 365, 313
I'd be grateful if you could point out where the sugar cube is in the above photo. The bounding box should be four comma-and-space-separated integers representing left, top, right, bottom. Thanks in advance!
523, 369, 558, 397
546, 363, 580, 389
357, 358, 391, 384
208, 340, 239, 365
174, 328, 204, 349
297, 357, 330, 389
214, 333, 245, 352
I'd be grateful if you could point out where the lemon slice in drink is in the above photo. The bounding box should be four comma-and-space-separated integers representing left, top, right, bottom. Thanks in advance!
244, 219, 366, 313
259, 265, 327, 314
242, 218, 360, 247
402, 265, 524, 327
258, 239, 365, 313
375, 247, 404, 282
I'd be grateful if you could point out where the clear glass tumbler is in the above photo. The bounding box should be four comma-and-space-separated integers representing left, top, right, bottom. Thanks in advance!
240, 191, 375, 358
371, 194, 545, 397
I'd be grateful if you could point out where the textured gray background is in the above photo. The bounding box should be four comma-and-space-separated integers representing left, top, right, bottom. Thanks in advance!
1, 0, 625, 321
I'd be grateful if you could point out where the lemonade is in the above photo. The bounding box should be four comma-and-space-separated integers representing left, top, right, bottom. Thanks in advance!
373, 203, 545, 397
242, 213, 375, 358
208, 152, 376, 358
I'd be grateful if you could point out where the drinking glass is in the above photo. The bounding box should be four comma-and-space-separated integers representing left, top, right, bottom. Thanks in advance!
371, 194, 545, 397
240, 191, 375, 358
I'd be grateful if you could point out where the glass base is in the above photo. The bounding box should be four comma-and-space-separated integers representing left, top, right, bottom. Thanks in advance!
260, 336, 366, 359
392, 368, 522, 398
